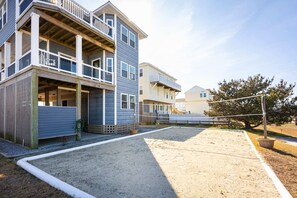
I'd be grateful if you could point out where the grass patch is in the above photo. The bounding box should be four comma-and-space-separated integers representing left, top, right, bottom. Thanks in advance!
246, 130, 297, 197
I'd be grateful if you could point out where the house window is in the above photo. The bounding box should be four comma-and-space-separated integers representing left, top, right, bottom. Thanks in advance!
139, 68, 143, 77
200, 93, 203, 98
121, 93, 128, 109
92, 58, 101, 68
204, 93, 207, 97
129, 32, 135, 48
121, 61, 128, 78
129, 65, 136, 80
165, 91, 169, 99
0, 1, 7, 30
106, 19, 113, 37
130, 95, 136, 109
106, 58, 113, 72
171, 93, 173, 100
121, 25, 128, 43
140, 86, 143, 95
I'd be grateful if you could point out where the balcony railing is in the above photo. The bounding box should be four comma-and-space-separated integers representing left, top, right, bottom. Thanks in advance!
39, 49, 113, 84
19, 0, 114, 40
151, 75, 181, 92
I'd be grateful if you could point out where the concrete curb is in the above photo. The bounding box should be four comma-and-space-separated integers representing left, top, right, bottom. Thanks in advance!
243, 131, 292, 198
17, 126, 173, 198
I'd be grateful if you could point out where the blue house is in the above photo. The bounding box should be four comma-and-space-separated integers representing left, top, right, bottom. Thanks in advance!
0, 0, 147, 148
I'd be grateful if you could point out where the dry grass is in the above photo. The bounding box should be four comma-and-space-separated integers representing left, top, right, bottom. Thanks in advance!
256, 123, 297, 138
0, 156, 68, 198
246, 131, 297, 197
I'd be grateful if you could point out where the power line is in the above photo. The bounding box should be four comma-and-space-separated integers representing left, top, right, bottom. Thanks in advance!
208, 95, 262, 104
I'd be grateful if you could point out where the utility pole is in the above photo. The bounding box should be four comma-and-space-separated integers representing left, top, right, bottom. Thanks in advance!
261, 95, 268, 139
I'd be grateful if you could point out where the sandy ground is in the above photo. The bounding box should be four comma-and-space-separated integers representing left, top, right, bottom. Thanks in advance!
30, 128, 281, 197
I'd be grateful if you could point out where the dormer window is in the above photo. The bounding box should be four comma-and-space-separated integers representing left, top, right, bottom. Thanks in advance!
121, 25, 128, 43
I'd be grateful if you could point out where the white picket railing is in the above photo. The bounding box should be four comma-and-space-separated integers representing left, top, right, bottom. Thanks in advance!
39, 49, 114, 84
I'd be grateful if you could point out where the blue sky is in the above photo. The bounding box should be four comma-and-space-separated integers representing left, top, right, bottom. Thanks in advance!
77, 0, 297, 97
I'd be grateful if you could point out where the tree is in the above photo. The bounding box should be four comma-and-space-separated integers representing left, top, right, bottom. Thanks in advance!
205, 74, 297, 129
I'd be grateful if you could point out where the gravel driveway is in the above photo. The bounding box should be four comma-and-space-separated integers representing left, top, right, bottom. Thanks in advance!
29, 127, 280, 197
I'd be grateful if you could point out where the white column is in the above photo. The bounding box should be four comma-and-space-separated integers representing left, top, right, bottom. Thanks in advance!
114, 14, 117, 125
103, 89, 106, 125
31, 13, 40, 66
15, 0, 19, 20
0, 51, 2, 80
102, 50, 106, 80
76, 35, 83, 76
15, 31, 23, 72
4, 42, 11, 78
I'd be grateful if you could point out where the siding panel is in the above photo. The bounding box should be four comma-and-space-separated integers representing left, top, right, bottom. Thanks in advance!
5, 84, 15, 141
16, 77, 31, 146
0, 87, 4, 138
116, 17, 139, 125
89, 89, 103, 125
38, 106, 76, 139
0, 0, 16, 47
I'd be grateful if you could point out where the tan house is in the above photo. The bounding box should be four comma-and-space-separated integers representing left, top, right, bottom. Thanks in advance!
139, 62, 181, 122
176, 85, 212, 114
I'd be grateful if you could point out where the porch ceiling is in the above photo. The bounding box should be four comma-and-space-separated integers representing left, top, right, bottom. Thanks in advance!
20, 9, 115, 54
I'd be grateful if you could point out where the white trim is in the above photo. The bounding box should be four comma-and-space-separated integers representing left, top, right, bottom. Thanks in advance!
243, 131, 293, 198
129, 94, 136, 110
0, 0, 7, 30
106, 57, 113, 72
129, 65, 136, 80
15, 31, 23, 72
120, 93, 128, 109
120, 61, 128, 78
120, 24, 128, 44
106, 19, 113, 27
91, 58, 101, 68
4, 41, 10, 78
114, 14, 117, 125
103, 89, 106, 125
129, 31, 136, 48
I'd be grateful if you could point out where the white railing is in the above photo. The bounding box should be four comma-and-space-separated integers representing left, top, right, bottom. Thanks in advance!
28, 0, 114, 39
151, 75, 181, 91
39, 49, 77, 75
83, 63, 113, 84
39, 49, 114, 84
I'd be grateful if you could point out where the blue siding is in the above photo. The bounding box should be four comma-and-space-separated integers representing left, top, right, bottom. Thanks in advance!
38, 106, 76, 139
0, 0, 16, 47
116, 17, 139, 125
89, 89, 103, 125
105, 90, 114, 124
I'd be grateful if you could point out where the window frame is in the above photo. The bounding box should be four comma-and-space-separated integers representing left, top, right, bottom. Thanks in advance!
106, 19, 113, 27
106, 57, 113, 72
129, 31, 136, 48
0, 1, 7, 30
129, 95, 136, 110
139, 86, 143, 95
139, 68, 143, 77
129, 65, 136, 80
121, 93, 128, 109
92, 58, 102, 68
121, 25, 128, 44
121, 61, 128, 78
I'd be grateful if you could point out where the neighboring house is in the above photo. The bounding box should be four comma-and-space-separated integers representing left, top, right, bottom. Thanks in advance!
0, 0, 147, 148
183, 85, 212, 114
139, 62, 181, 123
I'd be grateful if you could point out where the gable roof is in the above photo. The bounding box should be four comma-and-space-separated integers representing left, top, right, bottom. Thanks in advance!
185, 85, 208, 94
139, 62, 177, 81
94, 1, 148, 40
